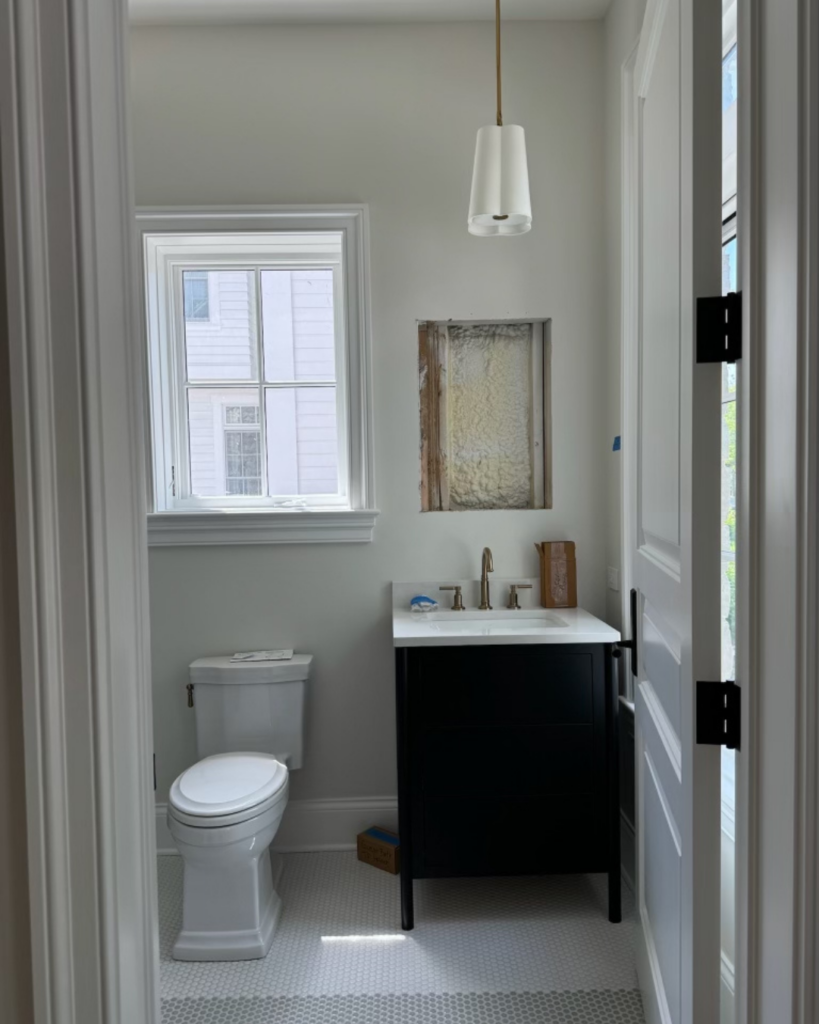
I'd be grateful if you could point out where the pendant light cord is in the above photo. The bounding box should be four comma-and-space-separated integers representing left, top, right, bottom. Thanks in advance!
496, 0, 503, 126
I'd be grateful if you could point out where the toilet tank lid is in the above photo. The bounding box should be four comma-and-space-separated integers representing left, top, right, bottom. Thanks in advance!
189, 654, 313, 685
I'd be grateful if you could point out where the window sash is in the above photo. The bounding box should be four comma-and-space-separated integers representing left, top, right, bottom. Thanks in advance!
168, 259, 350, 509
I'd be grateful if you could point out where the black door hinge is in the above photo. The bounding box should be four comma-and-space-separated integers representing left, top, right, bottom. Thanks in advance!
696, 680, 741, 749
697, 291, 742, 364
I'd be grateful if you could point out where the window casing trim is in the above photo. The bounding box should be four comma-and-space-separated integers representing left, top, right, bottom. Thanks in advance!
138, 206, 377, 544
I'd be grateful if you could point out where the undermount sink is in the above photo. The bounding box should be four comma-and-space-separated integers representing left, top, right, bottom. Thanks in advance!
392, 579, 621, 648
426, 613, 568, 635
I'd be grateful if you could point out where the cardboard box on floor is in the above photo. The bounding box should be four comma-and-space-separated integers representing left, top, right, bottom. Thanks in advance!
357, 826, 400, 875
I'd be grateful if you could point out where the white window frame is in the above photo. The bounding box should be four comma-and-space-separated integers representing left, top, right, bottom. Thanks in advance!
138, 206, 377, 545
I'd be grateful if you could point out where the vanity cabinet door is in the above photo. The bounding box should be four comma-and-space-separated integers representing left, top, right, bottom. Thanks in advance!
406, 644, 609, 878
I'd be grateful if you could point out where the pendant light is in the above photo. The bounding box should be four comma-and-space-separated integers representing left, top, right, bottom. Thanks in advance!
468, 0, 532, 236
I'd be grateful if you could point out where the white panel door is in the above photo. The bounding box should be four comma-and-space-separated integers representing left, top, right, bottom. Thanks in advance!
623, 0, 723, 1022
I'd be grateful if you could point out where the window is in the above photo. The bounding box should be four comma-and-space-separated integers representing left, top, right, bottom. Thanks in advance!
183, 270, 210, 321
140, 208, 376, 545
223, 405, 262, 496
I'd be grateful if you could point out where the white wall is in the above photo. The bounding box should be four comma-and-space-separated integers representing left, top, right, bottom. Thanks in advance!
130, 21, 608, 804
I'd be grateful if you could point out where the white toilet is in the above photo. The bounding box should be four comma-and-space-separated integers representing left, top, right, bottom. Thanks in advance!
167, 654, 311, 962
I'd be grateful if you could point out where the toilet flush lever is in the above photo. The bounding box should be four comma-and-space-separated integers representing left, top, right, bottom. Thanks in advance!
507, 583, 533, 610
186, 683, 195, 708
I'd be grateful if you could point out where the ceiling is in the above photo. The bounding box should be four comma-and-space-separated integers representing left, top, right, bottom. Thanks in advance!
129, 0, 611, 27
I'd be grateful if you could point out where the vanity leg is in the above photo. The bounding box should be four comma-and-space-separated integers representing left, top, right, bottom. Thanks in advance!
606, 643, 622, 924
400, 863, 414, 931
396, 648, 414, 930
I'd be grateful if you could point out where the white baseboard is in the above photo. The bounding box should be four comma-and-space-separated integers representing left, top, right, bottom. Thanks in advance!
155, 804, 175, 855
155, 796, 398, 856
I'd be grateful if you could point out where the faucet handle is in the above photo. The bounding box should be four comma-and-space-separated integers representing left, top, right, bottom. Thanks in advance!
439, 585, 466, 611
507, 583, 533, 610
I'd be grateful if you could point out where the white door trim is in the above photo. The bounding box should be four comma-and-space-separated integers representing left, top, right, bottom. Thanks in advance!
734, 0, 819, 1021
0, 0, 159, 1022
793, 4, 819, 1019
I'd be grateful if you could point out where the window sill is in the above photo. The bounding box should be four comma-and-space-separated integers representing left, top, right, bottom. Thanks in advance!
147, 508, 379, 547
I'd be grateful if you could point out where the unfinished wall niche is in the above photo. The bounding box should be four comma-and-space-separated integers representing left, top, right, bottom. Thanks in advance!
419, 320, 552, 512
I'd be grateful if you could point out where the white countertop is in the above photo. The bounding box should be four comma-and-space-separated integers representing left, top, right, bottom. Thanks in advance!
392, 579, 620, 648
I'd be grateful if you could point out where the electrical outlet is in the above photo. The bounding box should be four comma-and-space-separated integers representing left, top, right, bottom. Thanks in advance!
607, 566, 621, 592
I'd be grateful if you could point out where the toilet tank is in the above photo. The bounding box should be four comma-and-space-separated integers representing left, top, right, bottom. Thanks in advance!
188, 655, 311, 769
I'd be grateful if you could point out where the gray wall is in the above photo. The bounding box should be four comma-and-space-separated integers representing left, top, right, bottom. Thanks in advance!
130, 21, 610, 803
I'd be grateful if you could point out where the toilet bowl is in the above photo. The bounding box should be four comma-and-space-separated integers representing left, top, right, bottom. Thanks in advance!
167, 752, 289, 961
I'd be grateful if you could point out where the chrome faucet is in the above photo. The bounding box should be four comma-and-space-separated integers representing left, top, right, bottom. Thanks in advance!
479, 547, 494, 610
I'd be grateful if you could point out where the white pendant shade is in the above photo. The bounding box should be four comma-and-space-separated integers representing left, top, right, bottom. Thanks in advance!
468, 124, 532, 237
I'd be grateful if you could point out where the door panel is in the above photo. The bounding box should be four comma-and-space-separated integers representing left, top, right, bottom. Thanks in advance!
641, 605, 682, 740
642, 747, 682, 1024
624, 0, 723, 1020
639, 0, 682, 560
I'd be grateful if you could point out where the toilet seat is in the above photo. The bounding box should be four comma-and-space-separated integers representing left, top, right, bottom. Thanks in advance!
169, 752, 288, 828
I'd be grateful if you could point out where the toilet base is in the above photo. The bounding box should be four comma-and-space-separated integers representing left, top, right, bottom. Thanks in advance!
171, 829, 286, 962
172, 886, 282, 962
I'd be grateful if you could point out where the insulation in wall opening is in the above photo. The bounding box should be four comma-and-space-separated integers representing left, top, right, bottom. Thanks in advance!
419, 319, 552, 512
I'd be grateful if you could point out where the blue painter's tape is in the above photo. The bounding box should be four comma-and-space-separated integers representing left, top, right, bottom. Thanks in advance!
364, 827, 399, 846
613, 435, 622, 452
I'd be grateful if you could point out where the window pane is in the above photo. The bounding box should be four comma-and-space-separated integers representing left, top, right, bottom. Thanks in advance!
187, 388, 262, 497
722, 45, 738, 206
722, 234, 737, 294
721, 398, 737, 677
720, 235, 737, 395
266, 387, 339, 495
261, 269, 336, 383
184, 270, 258, 382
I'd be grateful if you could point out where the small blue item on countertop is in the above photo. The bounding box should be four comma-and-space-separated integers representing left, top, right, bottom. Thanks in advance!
410, 595, 438, 613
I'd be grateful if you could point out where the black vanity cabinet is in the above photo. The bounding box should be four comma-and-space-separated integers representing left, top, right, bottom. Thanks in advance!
395, 642, 620, 930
